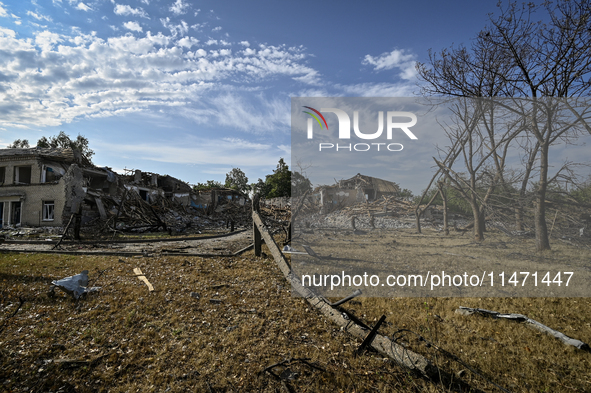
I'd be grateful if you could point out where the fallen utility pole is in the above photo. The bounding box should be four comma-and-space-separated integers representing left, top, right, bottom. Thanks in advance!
251, 197, 446, 382
457, 307, 590, 351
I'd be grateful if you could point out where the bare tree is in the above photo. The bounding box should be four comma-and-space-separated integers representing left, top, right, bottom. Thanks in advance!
418, 0, 591, 250
434, 99, 523, 241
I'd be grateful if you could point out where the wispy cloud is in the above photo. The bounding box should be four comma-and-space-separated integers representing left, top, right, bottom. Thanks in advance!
363, 49, 417, 80
76, 2, 92, 12
95, 137, 285, 168
160, 17, 188, 36
27, 10, 52, 22
336, 82, 416, 97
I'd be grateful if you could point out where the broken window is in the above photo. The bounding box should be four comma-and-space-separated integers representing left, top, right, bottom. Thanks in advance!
42, 166, 61, 183
138, 189, 149, 202
14, 166, 32, 184
0, 167, 5, 185
43, 201, 55, 221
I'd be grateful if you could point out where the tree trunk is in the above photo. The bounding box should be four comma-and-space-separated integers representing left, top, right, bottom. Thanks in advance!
438, 182, 449, 235
515, 203, 524, 231
471, 201, 484, 241
478, 208, 486, 236
535, 143, 551, 251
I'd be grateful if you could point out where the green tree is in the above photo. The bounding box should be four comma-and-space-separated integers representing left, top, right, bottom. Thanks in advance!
7, 139, 30, 148
265, 158, 291, 198
37, 131, 95, 162
193, 180, 224, 192
398, 188, 414, 201
225, 168, 251, 194
251, 178, 270, 198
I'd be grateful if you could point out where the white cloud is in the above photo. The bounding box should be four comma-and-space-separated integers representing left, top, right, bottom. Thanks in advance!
76, 2, 92, 11
212, 26, 221, 32
27, 11, 52, 22
177, 36, 198, 48
0, 27, 15, 37
169, 0, 189, 15
96, 138, 283, 168
0, 3, 9, 17
160, 17, 188, 36
123, 21, 142, 32
336, 82, 416, 97
363, 49, 417, 80
0, 27, 320, 131
35, 30, 62, 51
114, 4, 149, 18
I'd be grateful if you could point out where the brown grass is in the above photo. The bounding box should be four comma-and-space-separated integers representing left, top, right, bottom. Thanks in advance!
0, 250, 432, 393
0, 228, 590, 392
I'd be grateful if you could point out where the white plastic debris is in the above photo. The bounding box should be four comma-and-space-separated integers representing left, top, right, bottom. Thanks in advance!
281, 245, 307, 254
51, 270, 101, 299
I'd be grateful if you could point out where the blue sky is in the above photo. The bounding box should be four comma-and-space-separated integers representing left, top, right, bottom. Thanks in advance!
0, 0, 588, 193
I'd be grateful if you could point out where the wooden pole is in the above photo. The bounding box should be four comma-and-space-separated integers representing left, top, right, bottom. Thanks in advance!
253, 194, 262, 257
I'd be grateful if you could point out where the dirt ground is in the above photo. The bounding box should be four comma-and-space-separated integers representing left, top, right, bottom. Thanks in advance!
0, 230, 253, 256
291, 227, 591, 297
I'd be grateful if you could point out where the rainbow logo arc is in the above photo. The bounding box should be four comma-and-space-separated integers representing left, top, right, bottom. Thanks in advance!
302, 106, 328, 130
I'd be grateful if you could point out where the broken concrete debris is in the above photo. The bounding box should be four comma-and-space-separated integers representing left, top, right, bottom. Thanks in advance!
51, 270, 100, 299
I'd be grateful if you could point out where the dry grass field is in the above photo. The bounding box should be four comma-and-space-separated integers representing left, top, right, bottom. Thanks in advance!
0, 227, 590, 392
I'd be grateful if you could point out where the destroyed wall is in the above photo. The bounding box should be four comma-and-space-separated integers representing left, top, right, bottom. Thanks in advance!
194, 189, 247, 214
61, 164, 86, 225
315, 187, 359, 213
121, 171, 194, 207
158, 175, 193, 206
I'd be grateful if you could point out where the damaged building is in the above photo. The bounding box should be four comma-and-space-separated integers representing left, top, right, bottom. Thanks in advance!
0, 147, 103, 228
315, 173, 400, 213
0, 147, 201, 230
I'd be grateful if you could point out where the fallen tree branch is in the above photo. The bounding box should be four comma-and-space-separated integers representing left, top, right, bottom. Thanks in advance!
456, 306, 590, 352
0, 296, 25, 335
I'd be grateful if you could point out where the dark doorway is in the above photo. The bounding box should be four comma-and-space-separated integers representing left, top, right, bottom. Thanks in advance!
11, 201, 21, 226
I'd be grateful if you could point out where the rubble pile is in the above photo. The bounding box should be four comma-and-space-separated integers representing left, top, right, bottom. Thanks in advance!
89, 191, 253, 235
294, 195, 470, 231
